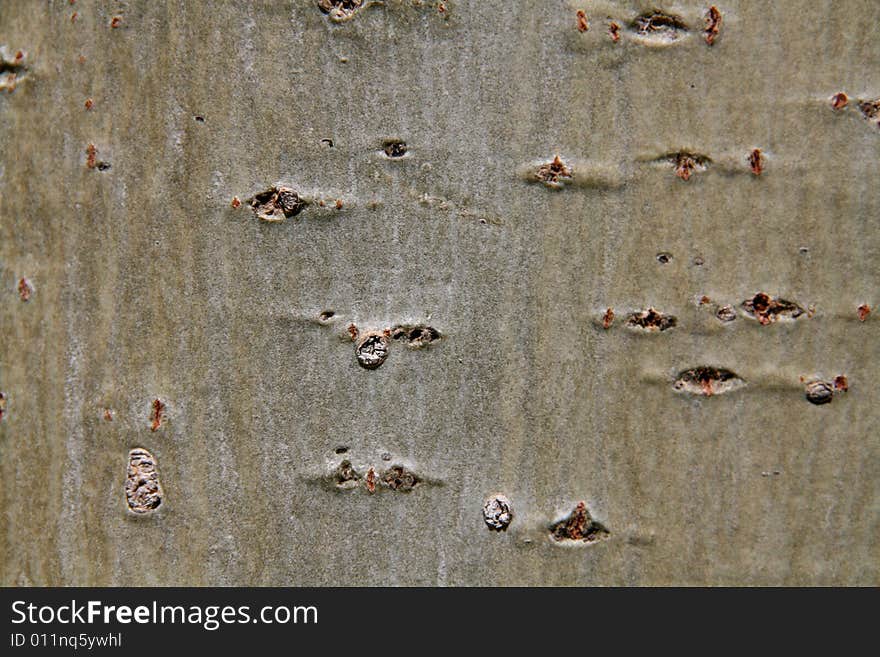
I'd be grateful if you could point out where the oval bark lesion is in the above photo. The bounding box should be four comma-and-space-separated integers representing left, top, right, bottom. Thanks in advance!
673, 367, 744, 397
125, 448, 163, 514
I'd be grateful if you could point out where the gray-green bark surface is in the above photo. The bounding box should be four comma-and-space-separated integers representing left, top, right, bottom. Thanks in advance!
1, 0, 878, 585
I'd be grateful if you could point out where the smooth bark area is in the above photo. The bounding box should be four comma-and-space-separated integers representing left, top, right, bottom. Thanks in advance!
1, 1, 878, 585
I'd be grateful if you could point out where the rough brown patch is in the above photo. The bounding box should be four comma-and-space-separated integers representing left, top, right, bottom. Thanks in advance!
149, 398, 165, 432
715, 304, 737, 322
391, 324, 441, 347
748, 148, 764, 176
125, 448, 163, 513
250, 186, 306, 222
704, 6, 721, 45
17, 277, 32, 302
103, 408, 114, 421
670, 152, 709, 181
110, 16, 122, 28
741, 292, 805, 325
550, 502, 610, 543
383, 140, 407, 158
318, 0, 364, 21
86, 143, 97, 169
633, 11, 688, 39
365, 467, 376, 493
84, 98, 93, 110
833, 375, 849, 393
535, 155, 573, 189
602, 307, 614, 329
230, 196, 241, 209
0, 392, 6, 422
334, 460, 360, 487
674, 367, 744, 397
608, 21, 620, 41
381, 465, 419, 491
626, 308, 677, 332
857, 304, 870, 322
576, 10, 589, 32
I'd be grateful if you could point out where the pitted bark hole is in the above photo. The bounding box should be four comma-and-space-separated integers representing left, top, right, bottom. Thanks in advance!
356, 333, 389, 369
804, 376, 848, 405
535, 156, 573, 189
631, 10, 689, 41
704, 6, 722, 45
804, 380, 833, 405
382, 140, 408, 158
319, 310, 336, 323
483, 494, 513, 531
830, 92, 849, 110
550, 502, 609, 543
0, 48, 27, 92
667, 151, 710, 181
250, 186, 306, 223
317, 0, 364, 22
150, 398, 165, 432
381, 465, 419, 491
673, 367, 744, 397
125, 448, 163, 514
334, 446, 348, 454
626, 308, 677, 332
656, 252, 672, 264
741, 292, 805, 325
858, 98, 880, 126
17, 277, 32, 302
715, 304, 737, 322
391, 324, 441, 347
334, 460, 361, 487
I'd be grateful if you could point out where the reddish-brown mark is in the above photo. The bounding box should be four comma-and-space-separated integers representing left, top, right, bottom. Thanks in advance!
831, 92, 848, 110
602, 307, 614, 329
366, 467, 376, 493
576, 10, 589, 32
0, 392, 7, 422
704, 6, 721, 45
608, 22, 620, 42
17, 277, 32, 302
86, 143, 97, 169
103, 408, 114, 421
110, 16, 123, 28
833, 375, 848, 392
676, 157, 694, 180
347, 323, 359, 341
536, 155, 573, 187
335, 199, 343, 210
71, 12, 78, 22
84, 98, 93, 110
858, 304, 871, 322
748, 148, 764, 176
150, 399, 165, 432
231, 196, 241, 209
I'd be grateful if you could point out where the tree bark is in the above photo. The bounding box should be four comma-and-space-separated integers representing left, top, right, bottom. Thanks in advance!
1, 1, 878, 585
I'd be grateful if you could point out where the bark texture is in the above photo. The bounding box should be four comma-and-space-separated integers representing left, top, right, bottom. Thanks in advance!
1, 1, 878, 585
